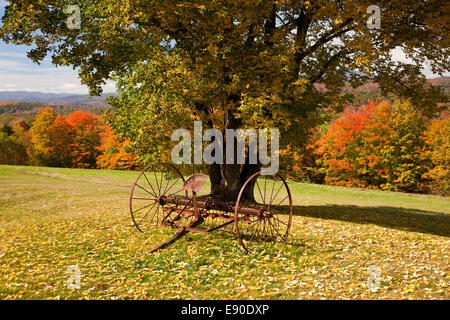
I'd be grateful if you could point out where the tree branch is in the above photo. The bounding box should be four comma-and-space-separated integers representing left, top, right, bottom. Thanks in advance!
301, 18, 354, 60
291, 16, 354, 81
310, 49, 348, 83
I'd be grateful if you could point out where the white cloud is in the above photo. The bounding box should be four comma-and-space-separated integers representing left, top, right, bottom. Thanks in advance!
0, 83, 17, 91
0, 51, 28, 59
391, 47, 449, 79
0, 69, 115, 94
0, 42, 116, 94
0, 58, 72, 73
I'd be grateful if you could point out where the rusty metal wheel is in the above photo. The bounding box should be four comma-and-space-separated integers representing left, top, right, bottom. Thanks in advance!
234, 172, 293, 253
129, 162, 188, 233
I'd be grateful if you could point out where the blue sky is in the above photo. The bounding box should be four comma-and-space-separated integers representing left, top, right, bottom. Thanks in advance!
0, 0, 114, 94
0, 0, 447, 94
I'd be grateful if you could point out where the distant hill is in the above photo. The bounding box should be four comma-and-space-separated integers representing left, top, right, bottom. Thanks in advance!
428, 77, 450, 92
313, 76, 450, 105
314, 76, 450, 94
0, 77, 447, 108
0, 101, 109, 125
0, 91, 116, 108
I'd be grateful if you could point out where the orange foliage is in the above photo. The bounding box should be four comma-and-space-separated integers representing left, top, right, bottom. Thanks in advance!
44, 115, 75, 167
67, 110, 100, 128
30, 109, 102, 168
29, 108, 137, 170
313, 101, 432, 192
66, 111, 103, 168
96, 125, 137, 170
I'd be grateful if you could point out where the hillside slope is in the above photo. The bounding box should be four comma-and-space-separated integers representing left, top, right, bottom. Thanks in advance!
0, 91, 116, 108
0, 165, 448, 299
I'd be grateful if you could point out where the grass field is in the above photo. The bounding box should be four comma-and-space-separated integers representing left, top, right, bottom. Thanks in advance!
0, 165, 448, 299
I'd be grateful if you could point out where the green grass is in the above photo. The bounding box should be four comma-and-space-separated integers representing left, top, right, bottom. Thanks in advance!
0, 165, 448, 299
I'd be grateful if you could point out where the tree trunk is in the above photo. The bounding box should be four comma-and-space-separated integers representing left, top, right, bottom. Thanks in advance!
207, 161, 260, 202
206, 110, 261, 202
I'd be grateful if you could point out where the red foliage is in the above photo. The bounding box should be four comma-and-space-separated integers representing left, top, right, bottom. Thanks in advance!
66, 111, 103, 168
66, 110, 101, 129
44, 115, 76, 167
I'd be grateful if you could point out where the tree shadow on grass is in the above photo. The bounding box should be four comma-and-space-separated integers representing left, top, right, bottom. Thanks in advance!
291, 205, 450, 238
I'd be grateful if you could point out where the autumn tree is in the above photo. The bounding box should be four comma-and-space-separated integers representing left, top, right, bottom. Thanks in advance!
30, 108, 103, 168
423, 117, 450, 195
66, 111, 103, 168
96, 125, 138, 170
0, 132, 29, 165
2, 0, 448, 199
30, 107, 57, 165
314, 101, 433, 192
0, 124, 13, 136
43, 115, 76, 167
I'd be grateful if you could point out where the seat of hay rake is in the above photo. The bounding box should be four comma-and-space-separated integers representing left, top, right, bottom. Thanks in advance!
129, 163, 293, 253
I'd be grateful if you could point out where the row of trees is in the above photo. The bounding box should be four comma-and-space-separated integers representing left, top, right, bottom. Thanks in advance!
0, 108, 137, 170
1, 101, 447, 196
282, 101, 449, 196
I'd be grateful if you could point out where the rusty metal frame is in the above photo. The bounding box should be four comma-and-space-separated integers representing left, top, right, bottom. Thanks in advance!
129, 163, 293, 254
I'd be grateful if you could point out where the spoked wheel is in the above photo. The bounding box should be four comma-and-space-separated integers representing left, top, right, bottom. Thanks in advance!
129, 163, 193, 251
234, 172, 293, 253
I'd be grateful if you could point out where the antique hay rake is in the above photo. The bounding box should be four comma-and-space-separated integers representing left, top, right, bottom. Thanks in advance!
129, 162, 293, 253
